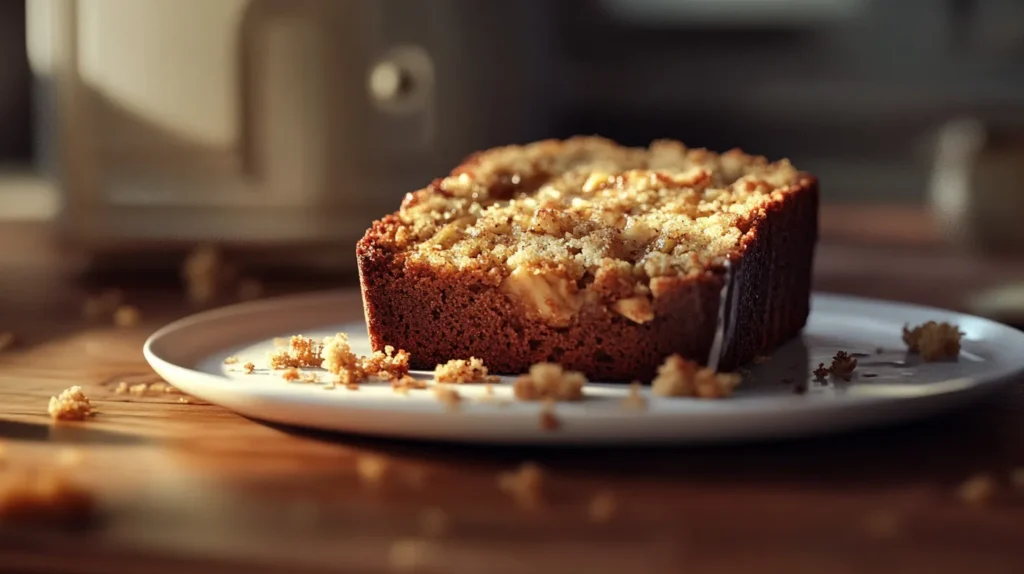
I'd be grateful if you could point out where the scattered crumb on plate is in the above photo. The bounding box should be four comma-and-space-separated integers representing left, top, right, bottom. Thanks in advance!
242, 361, 256, 374
513, 363, 585, 402
829, 350, 857, 381
223, 356, 239, 365
903, 321, 963, 362
434, 357, 498, 384
651, 354, 740, 399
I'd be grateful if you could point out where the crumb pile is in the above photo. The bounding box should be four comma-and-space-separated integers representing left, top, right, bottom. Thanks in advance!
651, 354, 740, 399
903, 321, 962, 361
47, 386, 95, 421
433, 357, 498, 384
512, 363, 586, 401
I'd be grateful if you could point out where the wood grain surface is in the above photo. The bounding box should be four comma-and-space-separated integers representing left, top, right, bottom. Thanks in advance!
1, 213, 1023, 574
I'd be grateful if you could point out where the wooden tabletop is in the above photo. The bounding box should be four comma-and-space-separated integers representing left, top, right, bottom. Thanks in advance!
2, 208, 1024, 574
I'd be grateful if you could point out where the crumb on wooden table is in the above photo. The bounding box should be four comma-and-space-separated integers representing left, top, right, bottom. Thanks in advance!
47, 386, 95, 421
622, 381, 646, 411
418, 507, 451, 538
0, 469, 96, 527
588, 491, 617, 523
356, 455, 389, 486
112, 305, 141, 328
829, 351, 858, 381
242, 361, 256, 374
513, 363, 586, 402
498, 462, 545, 510
651, 355, 740, 399
434, 357, 498, 384
281, 367, 301, 382
958, 473, 996, 505
128, 383, 149, 396
113, 382, 129, 395
903, 321, 963, 362
433, 385, 462, 411
270, 335, 325, 370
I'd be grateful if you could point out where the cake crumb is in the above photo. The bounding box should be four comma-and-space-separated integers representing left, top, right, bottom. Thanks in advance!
270, 335, 325, 369
363, 345, 412, 380
498, 462, 545, 510
242, 362, 256, 374
588, 491, 617, 523
513, 363, 586, 402
356, 455, 389, 486
0, 469, 96, 527
433, 385, 462, 411
178, 397, 191, 404
301, 371, 320, 383
434, 357, 498, 384
651, 355, 740, 399
392, 375, 427, 394
622, 381, 646, 411
113, 382, 129, 395
237, 278, 263, 301
903, 321, 963, 361
812, 363, 829, 381
958, 474, 996, 505
829, 351, 857, 381
281, 367, 301, 382
112, 305, 141, 327
128, 383, 149, 396
223, 356, 239, 365
0, 332, 16, 352
47, 386, 94, 421
388, 538, 436, 572
418, 507, 451, 538
863, 510, 902, 540
539, 401, 561, 431
320, 333, 366, 385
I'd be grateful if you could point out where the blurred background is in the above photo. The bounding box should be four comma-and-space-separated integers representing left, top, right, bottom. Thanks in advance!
0, 0, 1023, 293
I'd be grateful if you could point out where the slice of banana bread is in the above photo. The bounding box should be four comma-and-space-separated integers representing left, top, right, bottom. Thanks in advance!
357, 137, 818, 381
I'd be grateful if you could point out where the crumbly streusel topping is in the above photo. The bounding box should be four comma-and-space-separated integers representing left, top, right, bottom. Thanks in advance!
512, 363, 586, 402
380, 137, 806, 325
651, 354, 740, 399
903, 321, 962, 361
434, 357, 498, 384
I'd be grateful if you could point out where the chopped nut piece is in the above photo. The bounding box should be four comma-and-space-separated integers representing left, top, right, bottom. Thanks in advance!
388, 538, 436, 572
958, 474, 996, 505
0, 332, 16, 352
0, 469, 96, 527
903, 321, 963, 361
363, 345, 412, 380
651, 355, 740, 399
356, 455, 389, 486
539, 401, 561, 431
513, 363, 585, 402
622, 381, 646, 411
112, 305, 141, 327
223, 356, 239, 365
418, 507, 451, 538
812, 363, 829, 380
281, 367, 301, 382
237, 278, 263, 301
433, 385, 462, 411
47, 386, 94, 421
588, 491, 617, 523
829, 351, 857, 381
498, 462, 544, 510
270, 335, 325, 369
242, 362, 256, 374
434, 357, 498, 384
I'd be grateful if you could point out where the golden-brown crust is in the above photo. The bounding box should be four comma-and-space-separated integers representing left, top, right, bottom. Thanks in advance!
357, 139, 818, 380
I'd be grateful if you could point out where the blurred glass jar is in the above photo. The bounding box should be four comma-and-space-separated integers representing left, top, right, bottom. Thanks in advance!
929, 118, 1024, 256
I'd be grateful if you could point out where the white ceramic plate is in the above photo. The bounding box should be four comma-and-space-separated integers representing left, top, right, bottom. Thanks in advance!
143, 291, 1024, 445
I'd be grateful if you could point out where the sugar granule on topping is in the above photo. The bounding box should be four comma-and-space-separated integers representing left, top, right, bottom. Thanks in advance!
498, 462, 545, 510
269, 335, 324, 369
903, 321, 963, 362
513, 363, 585, 402
47, 386, 95, 421
829, 351, 857, 381
362, 345, 411, 380
651, 355, 740, 399
242, 362, 256, 374
958, 473, 996, 505
433, 385, 462, 411
434, 357, 498, 384
588, 491, 617, 523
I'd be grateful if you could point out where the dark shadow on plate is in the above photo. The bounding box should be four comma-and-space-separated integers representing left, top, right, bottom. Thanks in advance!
253, 385, 1022, 487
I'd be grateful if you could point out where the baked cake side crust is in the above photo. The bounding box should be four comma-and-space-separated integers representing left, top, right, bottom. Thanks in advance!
357, 176, 817, 381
